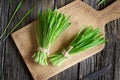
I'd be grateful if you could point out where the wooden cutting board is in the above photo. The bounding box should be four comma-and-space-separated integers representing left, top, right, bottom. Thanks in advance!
11, 0, 120, 80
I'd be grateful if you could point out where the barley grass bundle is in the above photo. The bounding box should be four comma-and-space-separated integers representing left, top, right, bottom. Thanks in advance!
49, 27, 107, 66
33, 9, 71, 65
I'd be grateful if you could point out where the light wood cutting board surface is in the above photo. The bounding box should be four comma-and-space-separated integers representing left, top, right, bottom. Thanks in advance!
11, 0, 120, 80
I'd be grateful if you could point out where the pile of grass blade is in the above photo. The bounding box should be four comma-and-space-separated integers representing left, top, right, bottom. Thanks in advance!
49, 27, 107, 66
33, 9, 71, 65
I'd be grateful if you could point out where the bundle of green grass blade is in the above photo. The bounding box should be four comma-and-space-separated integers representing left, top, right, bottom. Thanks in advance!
49, 27, 107, 66
33, 9, 71, 65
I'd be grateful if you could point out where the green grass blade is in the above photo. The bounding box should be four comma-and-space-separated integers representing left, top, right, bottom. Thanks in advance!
98, 0, 105, 5
0, 0, 23, 39
3, 6, 35, 41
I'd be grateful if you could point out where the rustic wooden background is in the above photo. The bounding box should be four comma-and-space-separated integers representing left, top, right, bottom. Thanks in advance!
0, 0, 120, 80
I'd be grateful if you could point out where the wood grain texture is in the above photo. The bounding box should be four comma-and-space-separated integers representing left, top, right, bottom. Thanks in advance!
79, 0, 119, 80
0, 0, 120, 80
0, 1, 10, 80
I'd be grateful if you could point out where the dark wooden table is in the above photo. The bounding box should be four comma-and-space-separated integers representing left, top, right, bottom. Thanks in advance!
0, 0, 120, 80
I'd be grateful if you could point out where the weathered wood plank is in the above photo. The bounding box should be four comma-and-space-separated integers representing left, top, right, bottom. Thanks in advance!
3, 0, 34, 80
78, 0, 119, 80
0, 0, 10, 80
114, 19, 120, 80
0, 0, 53, 80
